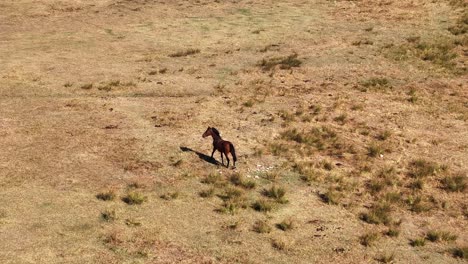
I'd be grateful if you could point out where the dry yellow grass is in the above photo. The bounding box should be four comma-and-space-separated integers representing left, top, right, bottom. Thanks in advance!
0, 0, 467, 263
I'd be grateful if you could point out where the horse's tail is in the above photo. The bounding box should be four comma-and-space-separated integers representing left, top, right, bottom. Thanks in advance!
229, 142, 237, 162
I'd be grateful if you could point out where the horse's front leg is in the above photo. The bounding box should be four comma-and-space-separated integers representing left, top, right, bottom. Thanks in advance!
211, 147, 216, 159
220, 152, 224, 165
226, 156, 230, 168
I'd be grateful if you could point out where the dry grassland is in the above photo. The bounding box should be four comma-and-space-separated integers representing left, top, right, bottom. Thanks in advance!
0, 0, 467, 263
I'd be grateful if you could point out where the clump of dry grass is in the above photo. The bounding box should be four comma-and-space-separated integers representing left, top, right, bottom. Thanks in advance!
262, 185, 288, 204
360, 202, 392, 225
271, 237, 291, 251
160, 191, 179, 200
276, 218, 295, 231
359, 77, 391, 91
441, 174, 466, 192
122, 191, 147, 205
408, 159, 440, 178
385, 227, 400, 237
169, 48, 200, 57
199, 187, 215, 198
406, 195, 432, 213
252, 199, 273, 212
281, 126, 337, 151
96, 190, 116, 201
258, 53, 302, 71
448, 12, 467, 35
426, 230, 457, 242
377, 130, 392, 141
229, 173, 256, 189
201, 173, 226, 187
80, 83, 93, 90
319, 188, 342, 205
217, 187, 248, 214
360, 232, 380, 247
367, 142, 385, 157
410, 238, 426, 247
451, 247, 468, 260
376, 253, 395, 263
101, 209, 116, 222
253, 220, 272, 233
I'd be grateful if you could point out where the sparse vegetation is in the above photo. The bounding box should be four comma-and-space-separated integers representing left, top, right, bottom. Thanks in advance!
276, 218, 294, 231
360, 203, 392, 225
408, 159, 440, 178
410, 238, 426, 247
262, 185, 288, 204
253, 220, 272, 233
169, 48, 200, 57
360, 232, 380, 247
96, 190, 116, 201
441, 174, 467, 192
385, 227, 400, 237
271, 238, 290, 251
101, 209, 116, 222
160, 191, 179, 200
319, 188, 341, 205
376, 253, 395, 263
122, 191, 147, 205
258, 53, 302, 71
199, 187, 215, 198
359, 77, 391, 91
252, 199, 273, 212
426, 230, 457, 242
451, 247, 468, 260
229, 173, 256, 189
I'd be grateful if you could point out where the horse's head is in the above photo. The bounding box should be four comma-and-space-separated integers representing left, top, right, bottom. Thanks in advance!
202, 127, 212, 138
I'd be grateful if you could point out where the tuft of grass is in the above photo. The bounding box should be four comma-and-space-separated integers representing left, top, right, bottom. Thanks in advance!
448, 12, 468, 35
96, 190, 116, 201
385, 227, 400, 237
122, 191, 147, 205
409, 178, 424, 190
201, 173, 226, 187
252, 199, 273, 212
408, 159, 440, 178
242, 99, 255, 107
367, 143, 384, 157
406, 195, 431, 213
253, 220, 272, 233
258, 53, 302, 71
359, 77, 391, 91
229, 173, 256, 189
333, 114, 347, 124
160, 192, 179, 200
426, 230, 457, 242
271, 238, 290, 251
101, 209, 116, 222
319, 188, 341, 205
276, 218, 294, 231
262, 185, 288, 204
199, 187, 215, 198
281, 126, 337, 150
80, 83, 93, 90
441, 174, 467, 192
376, 253, 395, 263
383, 192, 401, 204
360, 203, 392, 225
377, 130, 392, 141
410, 238, 426, 247
360, 232, 380, 247
169, 48, 200, 57
451, 247, 468, 260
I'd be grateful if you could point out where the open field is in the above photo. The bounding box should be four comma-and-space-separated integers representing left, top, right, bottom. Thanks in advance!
0, 0, 467, 263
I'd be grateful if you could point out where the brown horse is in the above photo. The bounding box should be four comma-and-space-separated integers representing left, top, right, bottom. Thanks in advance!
202, 127, 237, 168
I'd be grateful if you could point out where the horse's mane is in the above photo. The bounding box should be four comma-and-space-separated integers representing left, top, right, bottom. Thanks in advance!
211, 127, 220, 137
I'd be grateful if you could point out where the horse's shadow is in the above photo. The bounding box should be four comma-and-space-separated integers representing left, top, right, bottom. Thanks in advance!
180, 146, 219, 166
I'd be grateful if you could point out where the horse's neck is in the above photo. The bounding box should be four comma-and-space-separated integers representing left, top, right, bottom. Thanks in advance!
212, 134, 222, 142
